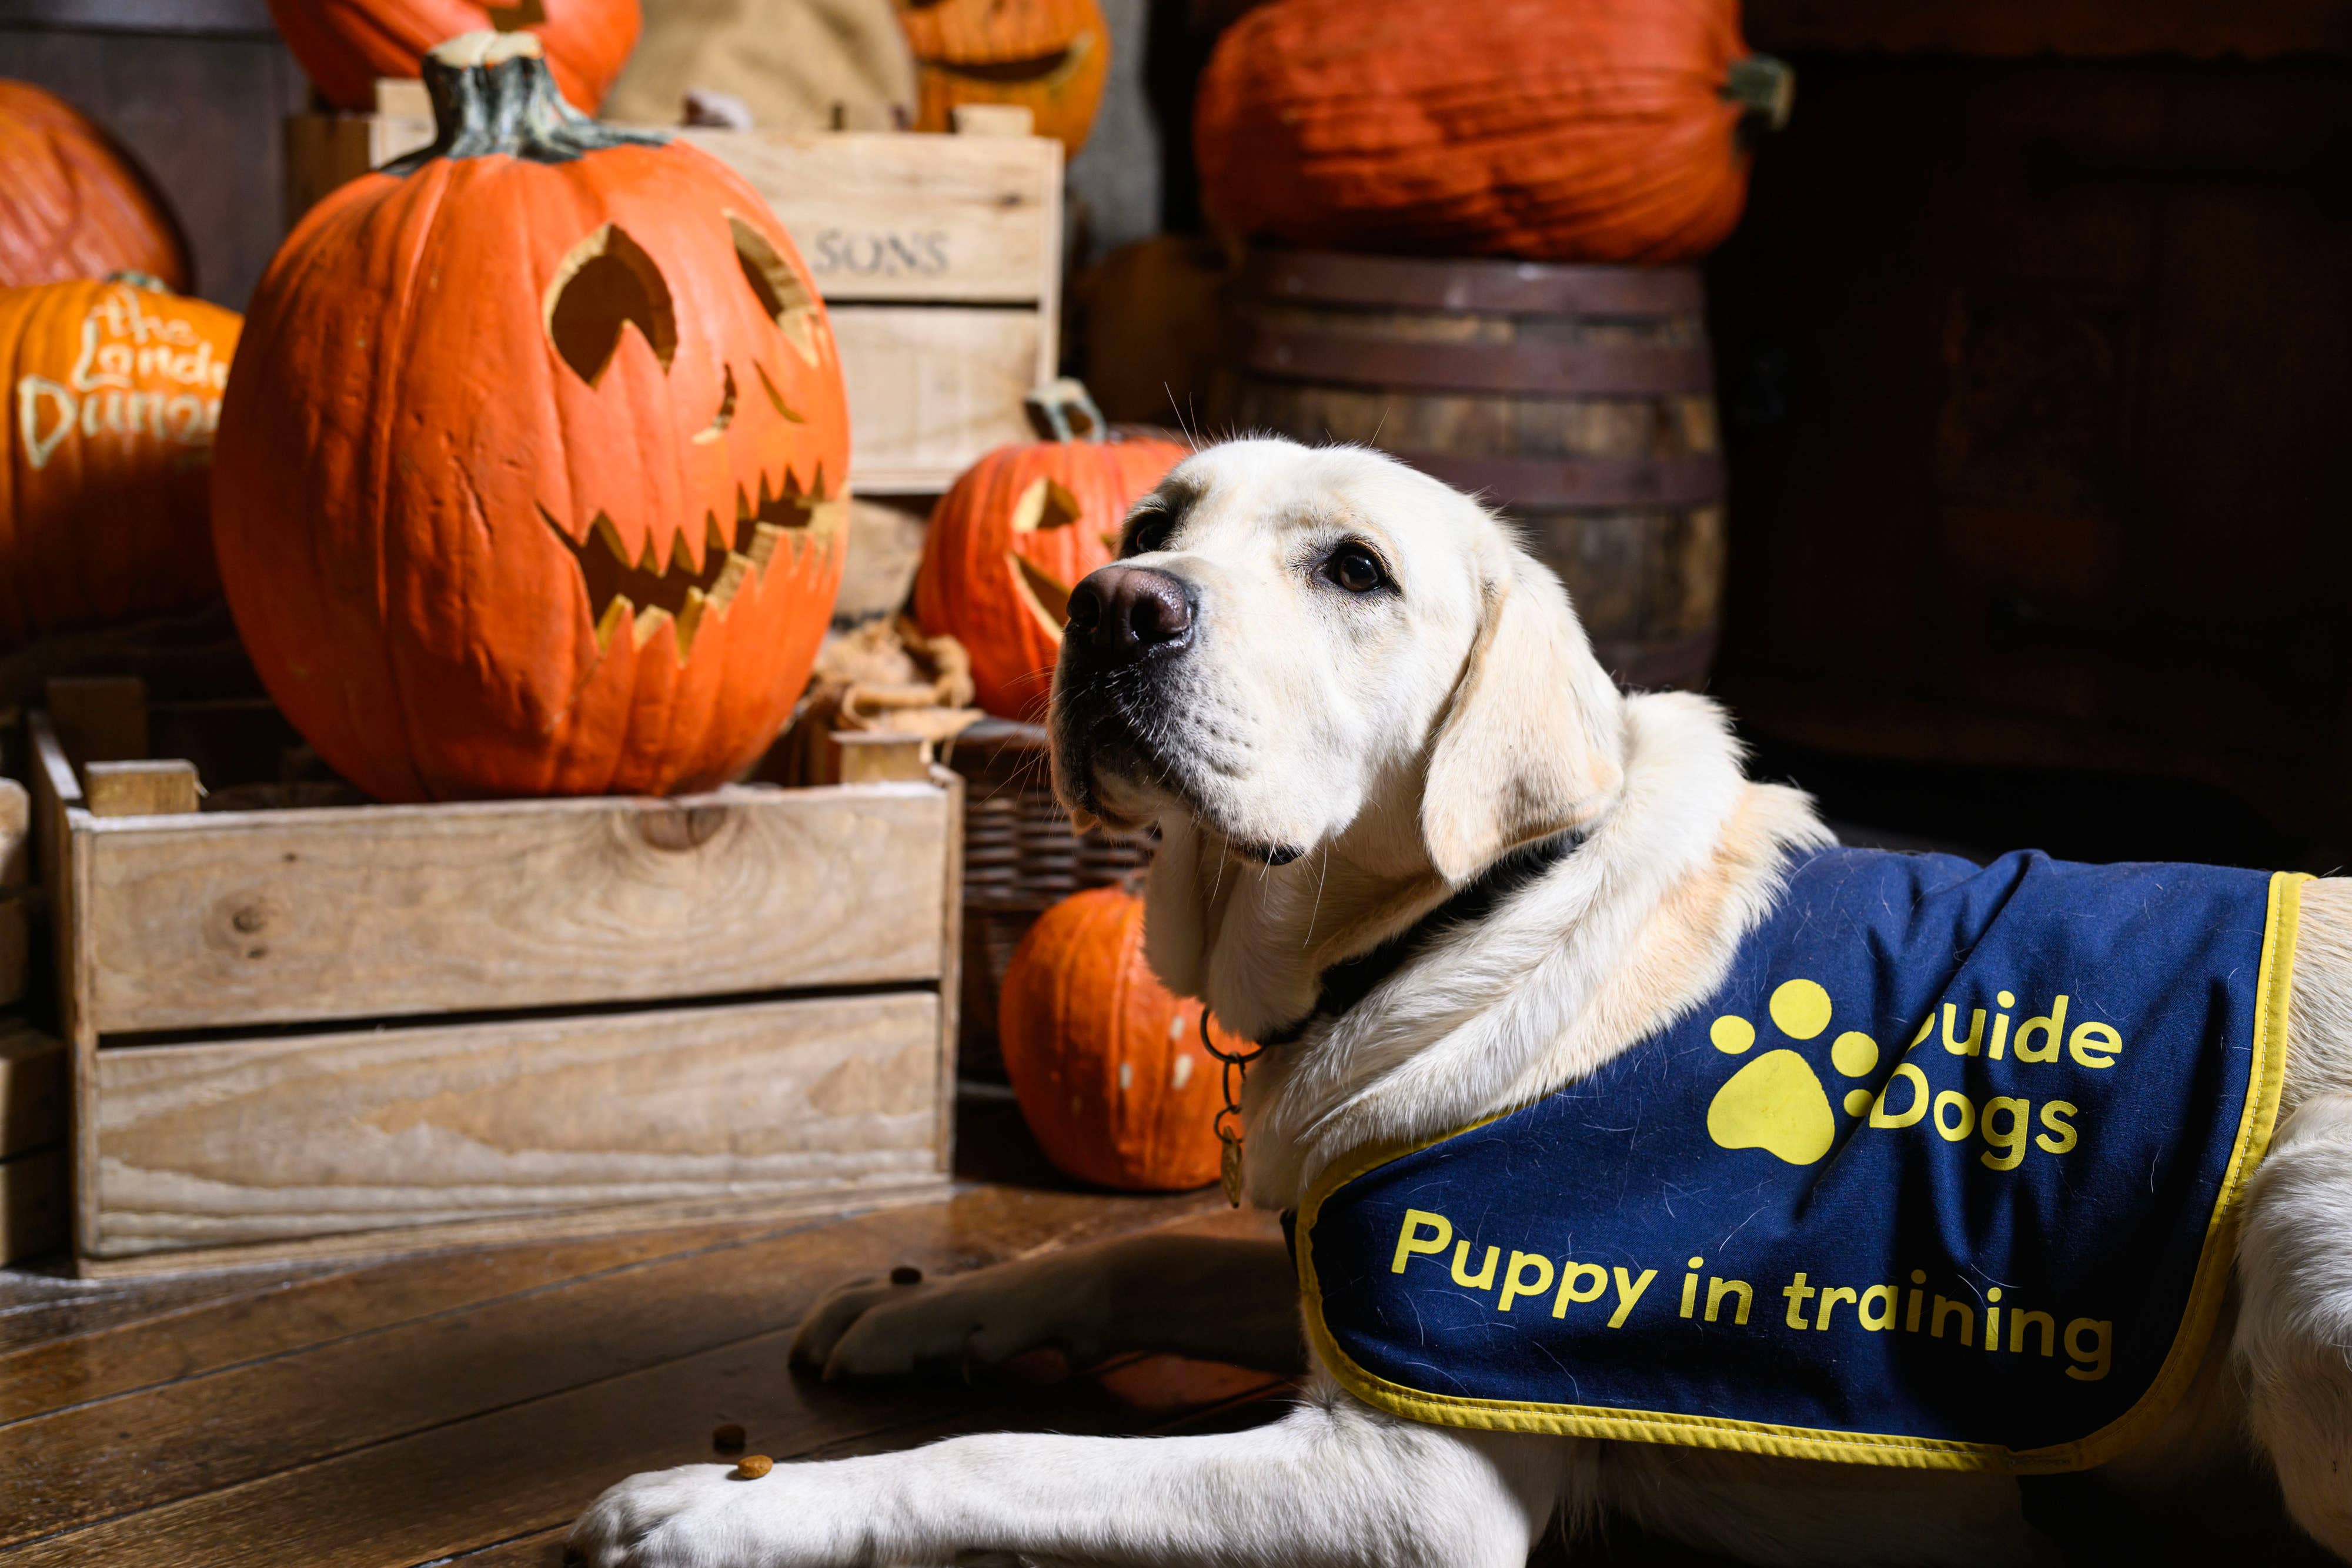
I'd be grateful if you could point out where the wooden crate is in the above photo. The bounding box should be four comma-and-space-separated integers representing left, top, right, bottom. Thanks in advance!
286, 84, 1063, 494
30, 691, 963, 1276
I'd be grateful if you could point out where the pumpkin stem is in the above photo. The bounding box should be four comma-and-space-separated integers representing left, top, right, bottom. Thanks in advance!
385, 30, 666, 174
1023, 377, 1108, 444
1723, 56, 1795, 132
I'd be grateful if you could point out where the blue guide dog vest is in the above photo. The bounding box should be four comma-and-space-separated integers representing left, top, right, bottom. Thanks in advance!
1295, 848, 2304, 1472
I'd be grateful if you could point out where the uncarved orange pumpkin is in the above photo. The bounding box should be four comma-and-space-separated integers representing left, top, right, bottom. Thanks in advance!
911, 390, 1184, 721
212, 32, 848, 802
1000, 885, 1237, 1192
0, 83, 189, 291
1194, 0, 1790, 263
898, 0, 1109, 155
0, 276, 238, 648
266, 0, 642, 112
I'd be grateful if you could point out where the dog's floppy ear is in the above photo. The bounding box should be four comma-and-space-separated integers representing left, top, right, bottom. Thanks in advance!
1420, 549, 1625, 885
1140, 813, 1210, 998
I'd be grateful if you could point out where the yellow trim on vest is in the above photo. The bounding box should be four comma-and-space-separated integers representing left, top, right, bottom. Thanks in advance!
1295, 870, 2308, 1474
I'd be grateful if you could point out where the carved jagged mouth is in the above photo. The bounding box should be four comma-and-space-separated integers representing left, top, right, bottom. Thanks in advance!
923, 30, 1094, 88
541, 466, 841, 661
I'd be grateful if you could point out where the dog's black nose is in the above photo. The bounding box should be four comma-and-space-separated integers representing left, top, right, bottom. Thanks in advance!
1066, 564, 1194, 660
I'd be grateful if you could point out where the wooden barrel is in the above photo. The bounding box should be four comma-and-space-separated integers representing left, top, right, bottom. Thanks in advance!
1217, 250, 1725, 690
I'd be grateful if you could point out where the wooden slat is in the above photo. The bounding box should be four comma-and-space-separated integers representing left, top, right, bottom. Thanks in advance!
29, 713, 100, 1256
0, 776, 29, 887
83, 760, 201, 818
78, 780, 950, 1034
0, 1024, 64, 1160
0, 1185, 1220, 1554
0, 891, 29, 1009
833, 306, 1048, 493
89, 992, 946, 1259
1242, 249, 1708, 316
679, 128, 1059, 306
0, 1145, 65, 1263
0, 1203, 972, 1423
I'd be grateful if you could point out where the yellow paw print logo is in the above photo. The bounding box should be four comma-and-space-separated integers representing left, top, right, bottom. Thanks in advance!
1705, 979, 1880, 1166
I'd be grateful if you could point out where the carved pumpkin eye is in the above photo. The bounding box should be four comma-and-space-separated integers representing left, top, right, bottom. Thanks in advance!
727, 213, 820, 367
544, 223, 676, 385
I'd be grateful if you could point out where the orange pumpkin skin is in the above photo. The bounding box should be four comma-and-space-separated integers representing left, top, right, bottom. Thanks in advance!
999, 886, 1235, 1192
1195, 0, 1756, 263
0, 278, 238, 648
212, 35, 848, 802
911, 428, 1184, 722
898, 0, 1109, 155
265, 0, 642, 112
0, 83, 189, 290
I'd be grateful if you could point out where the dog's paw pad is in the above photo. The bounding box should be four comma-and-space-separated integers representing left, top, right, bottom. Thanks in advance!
1707, 1049, 1835, 1164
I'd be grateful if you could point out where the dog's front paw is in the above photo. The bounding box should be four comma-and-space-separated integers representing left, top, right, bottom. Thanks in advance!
568, 1462, 854, 1567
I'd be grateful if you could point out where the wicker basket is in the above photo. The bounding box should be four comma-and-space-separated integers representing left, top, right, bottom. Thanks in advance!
947, 718, 1153, 1079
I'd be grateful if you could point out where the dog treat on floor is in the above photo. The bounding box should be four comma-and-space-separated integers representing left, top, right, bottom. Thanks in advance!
733, 1455, 773, 1479
711, 1424, 746, 1455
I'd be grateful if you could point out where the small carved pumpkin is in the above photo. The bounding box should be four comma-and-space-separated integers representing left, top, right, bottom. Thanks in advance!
0, 83, 189, 290
910, 385, 1185, 721
897, 0, 1110, 155
999, 885, 1237, 1192
0, 276, 239, 647
212, 32, 849, 801
265, 0, 642, 113
1195, 0, 1792, 262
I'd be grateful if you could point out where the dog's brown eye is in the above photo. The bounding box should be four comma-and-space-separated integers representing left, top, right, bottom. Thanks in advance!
1325, 544, 1385, 594
1128, 516, 1172, 556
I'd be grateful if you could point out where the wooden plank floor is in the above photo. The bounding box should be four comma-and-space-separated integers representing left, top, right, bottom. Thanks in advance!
0, 1098, 2327, 1567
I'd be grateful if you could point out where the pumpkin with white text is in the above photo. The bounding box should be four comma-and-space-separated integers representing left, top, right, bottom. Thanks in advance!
212, 32, 848, 801
266, 0, 642, 112
911, 385, 1184, 721
0, 82, 189, 290
0, 276, 238, 647
897, 0, 1109, 155
999, 885, 1235, 1192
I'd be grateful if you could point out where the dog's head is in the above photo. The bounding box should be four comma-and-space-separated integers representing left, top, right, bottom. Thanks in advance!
1049, 440, 1626, 1004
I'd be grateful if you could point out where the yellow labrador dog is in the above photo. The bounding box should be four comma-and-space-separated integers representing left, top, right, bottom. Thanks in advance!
574, 440, 2352, 1566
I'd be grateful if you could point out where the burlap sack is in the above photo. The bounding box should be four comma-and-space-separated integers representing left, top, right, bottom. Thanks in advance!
602, 0, 917, 131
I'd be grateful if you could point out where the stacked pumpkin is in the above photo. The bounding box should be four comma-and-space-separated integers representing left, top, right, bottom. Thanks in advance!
912, 383, 1184, 722
1192, 0, 1790, 262
895, 0, 1111, 155
265, 0, 642, 112
0, 82, 189, 291
0, 82, 237, 652
213, 31, 848, 800
998, 885, 1237, 1191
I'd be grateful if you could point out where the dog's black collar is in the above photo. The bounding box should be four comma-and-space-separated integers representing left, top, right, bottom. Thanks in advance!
1254, 828, 1584, 1048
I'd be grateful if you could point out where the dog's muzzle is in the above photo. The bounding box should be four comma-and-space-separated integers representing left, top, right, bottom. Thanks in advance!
1050, 563, 1200, 819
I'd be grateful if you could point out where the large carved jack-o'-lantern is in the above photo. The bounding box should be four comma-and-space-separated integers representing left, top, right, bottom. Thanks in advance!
897, 0, 1110, 155
212, 32, 851, 802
